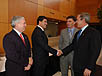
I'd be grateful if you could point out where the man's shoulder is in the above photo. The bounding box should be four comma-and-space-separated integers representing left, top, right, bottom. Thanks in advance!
32, 26, 43, 36
61, 28, 67, 32
74, 28, 79, 32
86, 26, 99, 33
3, 30, 15, 40
34, 26, 41, 31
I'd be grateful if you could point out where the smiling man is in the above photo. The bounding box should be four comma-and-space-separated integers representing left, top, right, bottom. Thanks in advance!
31, 16, 62, 76
62, 13, 101, 76
3, 16, 32, 76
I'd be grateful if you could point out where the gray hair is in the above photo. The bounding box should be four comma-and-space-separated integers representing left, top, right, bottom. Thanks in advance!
79, 13, 90, 23
11, 16, 25, 27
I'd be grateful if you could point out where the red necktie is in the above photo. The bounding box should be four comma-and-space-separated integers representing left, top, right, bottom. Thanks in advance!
20, 34, 26, 45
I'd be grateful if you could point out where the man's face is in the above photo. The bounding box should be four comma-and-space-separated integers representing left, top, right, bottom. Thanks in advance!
15, 19, 26, 32
40, 19, 47, 29
66, 18, 75, 28
76, 15, 83, 28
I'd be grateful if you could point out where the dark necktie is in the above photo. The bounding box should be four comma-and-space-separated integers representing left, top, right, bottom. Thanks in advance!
77, 29, 82, 40
20, 34, 26, 45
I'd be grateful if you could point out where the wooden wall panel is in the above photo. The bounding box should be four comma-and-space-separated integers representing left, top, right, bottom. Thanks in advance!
76, 0, 101, 22
24, 25, 36, 47
59, 0, 76, 15
0, 0, 8, 23
37, 5, 44, 16
77, 0, 98, 6
8, 0, 37, 25
38, 0, 44, 5
0, 0, 8, 54
23, 0, 38, 25
26, 0, 38, 3
37, 0, 76, 20
99, 0, 102, 3
44, 0, 60, 11
8, 0, 25, 22
0, 23, 8, 54
60, 0, 71, 14
70, 0, 76, 16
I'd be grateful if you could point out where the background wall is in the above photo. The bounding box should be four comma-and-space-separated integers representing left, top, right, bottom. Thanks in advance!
76, 0, 102, 22
0, 0, 8, 54
45, 21, 58, 37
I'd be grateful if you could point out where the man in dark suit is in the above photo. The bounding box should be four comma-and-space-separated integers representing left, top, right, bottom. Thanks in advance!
62, 13, 101, 76
3, 16, 33, 76
31, 16, 62, 76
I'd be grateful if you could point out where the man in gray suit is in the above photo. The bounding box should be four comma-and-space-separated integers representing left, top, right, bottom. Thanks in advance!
59, 16, 78, 76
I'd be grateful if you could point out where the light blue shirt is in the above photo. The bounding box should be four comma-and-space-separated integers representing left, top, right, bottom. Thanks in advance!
68, 28, 75, 35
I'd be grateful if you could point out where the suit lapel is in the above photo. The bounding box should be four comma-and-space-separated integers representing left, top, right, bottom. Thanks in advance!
66, 28, 70, 39
12, 29, 26, 47
37, 26, 48, 42
78, 26, 89, 40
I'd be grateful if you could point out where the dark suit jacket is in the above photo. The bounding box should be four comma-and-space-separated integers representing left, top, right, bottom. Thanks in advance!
62, 26, 101, 73
3, 29, 31, 76
31, 26, 57, 65
31, 26, 57, 76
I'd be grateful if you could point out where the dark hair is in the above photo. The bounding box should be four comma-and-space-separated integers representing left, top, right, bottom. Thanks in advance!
66, 16, 76, 22
37, 16, 47, 25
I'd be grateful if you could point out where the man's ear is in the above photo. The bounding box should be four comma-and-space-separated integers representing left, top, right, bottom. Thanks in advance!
39, 21, 41, 25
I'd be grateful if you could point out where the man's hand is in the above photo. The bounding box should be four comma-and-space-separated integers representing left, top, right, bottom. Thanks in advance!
29, 57, 33, 65
24, 64, 31, 71
84, 68, 92, 76
57, 50, 63, 56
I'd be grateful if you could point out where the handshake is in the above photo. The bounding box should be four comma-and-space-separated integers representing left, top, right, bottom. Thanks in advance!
57, 50, 63, 56
49, 50, 63, 56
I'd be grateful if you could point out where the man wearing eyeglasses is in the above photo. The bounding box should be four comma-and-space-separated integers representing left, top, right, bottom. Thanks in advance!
59, 16, 78, 76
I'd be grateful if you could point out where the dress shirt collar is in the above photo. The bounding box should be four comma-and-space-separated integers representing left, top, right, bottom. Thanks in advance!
68, 28, 75, 35
13, 28, 21, 36
37, 25, 44, 31
80, 24, 88, 34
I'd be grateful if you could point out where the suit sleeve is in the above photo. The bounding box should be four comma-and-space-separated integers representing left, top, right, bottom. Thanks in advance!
62, 42, 74, 56
62, 31, 78, 56
86, 31, 101, 71
32, 31, 57, 56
